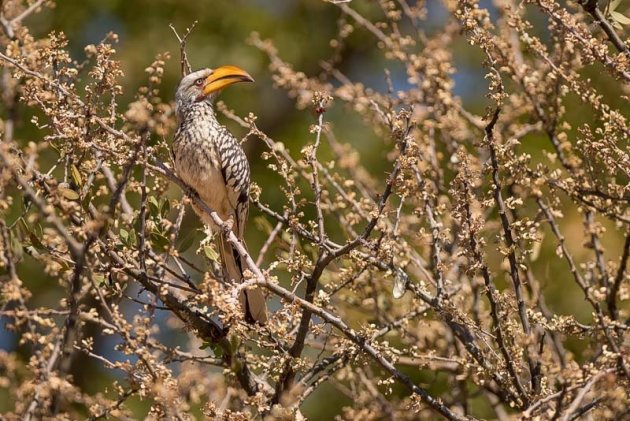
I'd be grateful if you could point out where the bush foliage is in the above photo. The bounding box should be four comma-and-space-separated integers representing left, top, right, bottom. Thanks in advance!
0, 0, 629, 419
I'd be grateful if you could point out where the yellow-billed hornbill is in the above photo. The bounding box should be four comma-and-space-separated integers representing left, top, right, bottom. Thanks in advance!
172, 66, 267, 324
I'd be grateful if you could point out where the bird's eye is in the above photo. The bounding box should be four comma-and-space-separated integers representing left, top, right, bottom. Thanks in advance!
194, 78, 204, 86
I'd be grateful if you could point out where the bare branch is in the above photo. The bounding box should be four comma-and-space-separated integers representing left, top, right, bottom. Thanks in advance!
169, 21, 198, 76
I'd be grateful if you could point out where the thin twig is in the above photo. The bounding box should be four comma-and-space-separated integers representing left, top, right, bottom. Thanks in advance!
169, 21, 198, 76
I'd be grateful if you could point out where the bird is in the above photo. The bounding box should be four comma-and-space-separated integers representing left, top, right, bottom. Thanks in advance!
172, 65, 267, 324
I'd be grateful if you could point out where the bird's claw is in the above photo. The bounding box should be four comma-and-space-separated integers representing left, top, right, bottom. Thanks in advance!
222, 218, 234, 234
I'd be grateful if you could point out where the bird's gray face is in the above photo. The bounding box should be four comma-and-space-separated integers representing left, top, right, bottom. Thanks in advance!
175, 66, 254, 108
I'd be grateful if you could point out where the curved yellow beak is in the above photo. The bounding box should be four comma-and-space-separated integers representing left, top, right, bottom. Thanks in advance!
202, 65, 254, 96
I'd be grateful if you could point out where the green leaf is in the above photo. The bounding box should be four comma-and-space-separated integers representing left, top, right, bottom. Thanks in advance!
150, 231, 170, 251
161, 199, 171, 219
58, 186, 80, 200
20, 219, 44, 251
120, 228, 137, 247
611, 10, 630, 25
203, 245, 220, 262
149, 196, 160, 215
211, 344, 224, 358
609, 0, 622, 13
70, 164, 82, 187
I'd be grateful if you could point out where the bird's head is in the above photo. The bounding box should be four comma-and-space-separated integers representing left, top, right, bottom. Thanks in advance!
175, 66, 254, 108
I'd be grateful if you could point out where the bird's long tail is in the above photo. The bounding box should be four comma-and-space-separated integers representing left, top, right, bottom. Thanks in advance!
217, 233, 268, 324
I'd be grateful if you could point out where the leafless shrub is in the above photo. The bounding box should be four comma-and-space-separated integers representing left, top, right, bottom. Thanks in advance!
0, 0, 629, 419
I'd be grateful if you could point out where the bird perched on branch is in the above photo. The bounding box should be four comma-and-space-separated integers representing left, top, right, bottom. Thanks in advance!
172, 66, 267, 324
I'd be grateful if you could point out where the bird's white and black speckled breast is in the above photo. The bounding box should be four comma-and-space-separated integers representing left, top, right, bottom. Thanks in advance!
172, 101, 250, 230
173, 106, 229, 220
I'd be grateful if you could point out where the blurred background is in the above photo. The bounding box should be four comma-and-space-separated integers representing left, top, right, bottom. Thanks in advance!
2, 0, 629, 418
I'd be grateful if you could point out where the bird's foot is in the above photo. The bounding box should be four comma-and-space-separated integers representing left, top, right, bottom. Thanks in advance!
221, 217, 234, 235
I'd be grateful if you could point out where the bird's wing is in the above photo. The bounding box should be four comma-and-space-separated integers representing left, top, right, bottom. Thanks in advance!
215, 127, 267, 324
216, 126, 250, 239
